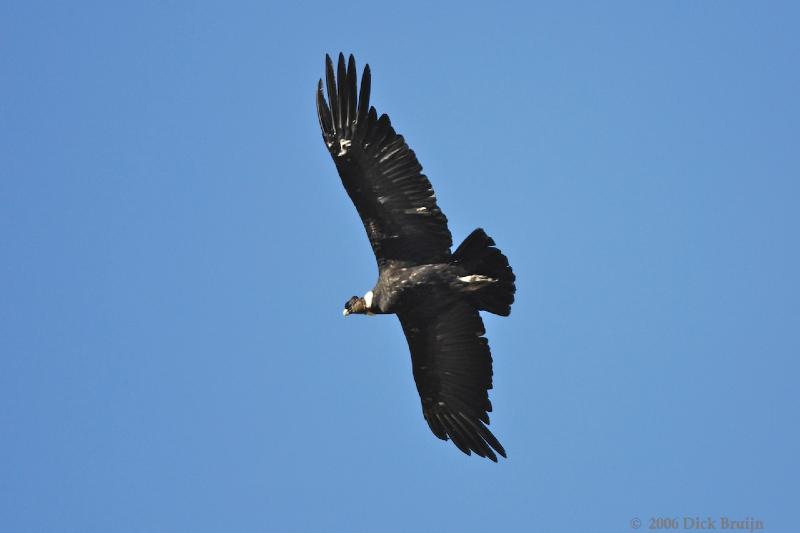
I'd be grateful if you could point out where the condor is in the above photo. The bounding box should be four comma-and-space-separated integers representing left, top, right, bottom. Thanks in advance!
317, 54, 516, 462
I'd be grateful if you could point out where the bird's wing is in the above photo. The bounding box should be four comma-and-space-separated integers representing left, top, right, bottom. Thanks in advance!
317, 53, 452, 269
398, 301, 506, 461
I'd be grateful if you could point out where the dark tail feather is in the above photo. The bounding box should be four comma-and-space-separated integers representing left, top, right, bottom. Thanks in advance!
452, 228, 516, 316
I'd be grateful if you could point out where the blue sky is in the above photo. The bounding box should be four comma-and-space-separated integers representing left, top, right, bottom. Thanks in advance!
2, 1, 798, 532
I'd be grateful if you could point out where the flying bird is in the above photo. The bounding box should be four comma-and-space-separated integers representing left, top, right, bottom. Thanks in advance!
316, 53, 516, 461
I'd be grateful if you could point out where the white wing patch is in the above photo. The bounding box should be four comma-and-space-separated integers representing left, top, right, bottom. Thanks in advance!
364, 290, 374, 309
337, 139, 352, 156
458, 275, 496, 283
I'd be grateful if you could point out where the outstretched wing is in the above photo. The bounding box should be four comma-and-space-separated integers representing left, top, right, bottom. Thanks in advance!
317, 53, 452, 269
398, 301, 506, 461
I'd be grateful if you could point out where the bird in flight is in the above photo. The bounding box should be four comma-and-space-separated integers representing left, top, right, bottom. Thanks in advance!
316, 54, 516, 461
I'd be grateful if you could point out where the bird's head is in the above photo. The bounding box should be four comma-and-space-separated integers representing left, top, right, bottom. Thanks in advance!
343, 296, 367, 317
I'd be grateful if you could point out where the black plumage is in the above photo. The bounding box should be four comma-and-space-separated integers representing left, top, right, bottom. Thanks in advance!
317, 54, 516, 462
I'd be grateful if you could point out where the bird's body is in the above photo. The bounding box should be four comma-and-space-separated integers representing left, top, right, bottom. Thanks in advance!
317, 54, 516, 462
367, 249, 513, 316
370, 263, 454, 314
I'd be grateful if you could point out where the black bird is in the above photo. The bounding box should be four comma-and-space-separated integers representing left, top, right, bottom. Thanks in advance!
316, 54, 516, 462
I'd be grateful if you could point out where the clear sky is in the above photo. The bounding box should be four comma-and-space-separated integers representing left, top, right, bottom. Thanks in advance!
2, 2, 798, 532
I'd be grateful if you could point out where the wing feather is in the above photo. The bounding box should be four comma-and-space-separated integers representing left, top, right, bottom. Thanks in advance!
316, 80, 333, 134
356, 65, 371, 139
325, 55, 339, 132
345, 55, 357, 135
336, 53, 347, 131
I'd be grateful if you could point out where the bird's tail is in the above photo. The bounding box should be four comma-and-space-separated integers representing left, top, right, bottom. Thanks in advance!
452, 228, 516, 316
